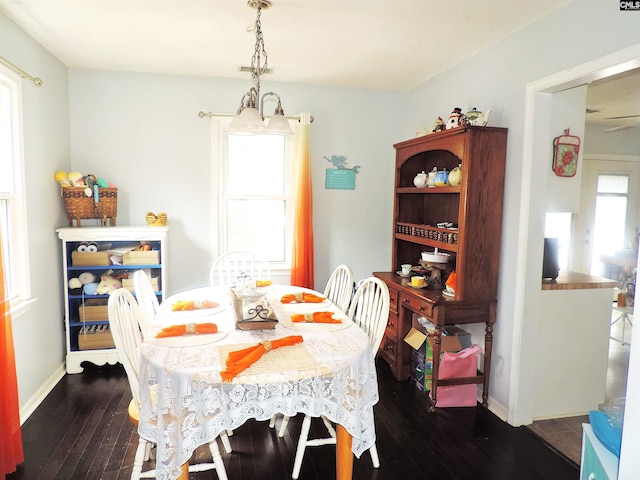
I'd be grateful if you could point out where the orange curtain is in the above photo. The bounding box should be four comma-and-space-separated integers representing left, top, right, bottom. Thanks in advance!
290, 113, 314, 289
0, 228, 24, 477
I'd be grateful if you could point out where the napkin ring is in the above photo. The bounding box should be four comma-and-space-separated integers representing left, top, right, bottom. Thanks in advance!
303, 313, 314, 323
295, 292, 304, 302
186, 323, 197, 334
260, 340, 272, 352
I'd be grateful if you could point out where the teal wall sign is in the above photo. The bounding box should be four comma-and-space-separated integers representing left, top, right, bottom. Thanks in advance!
324, 155, 360, 190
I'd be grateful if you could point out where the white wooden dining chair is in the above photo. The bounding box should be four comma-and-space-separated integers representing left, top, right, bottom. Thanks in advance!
289, 277, 389, 479
270, 264, 355, 437
323, 264, 354, 313
209, 251, 271, 287
132, 270, 159, 338
108, 288, 231, 480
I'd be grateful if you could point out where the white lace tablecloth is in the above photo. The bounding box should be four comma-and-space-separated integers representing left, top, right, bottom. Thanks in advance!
138, 286, 379, 480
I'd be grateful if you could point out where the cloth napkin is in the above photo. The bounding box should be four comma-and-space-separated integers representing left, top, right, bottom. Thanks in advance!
291, 312, 342, 324
220, 335, 303, 381
156, 322, 218, 338
171, 299, 219, 311
280, 292, 326, 304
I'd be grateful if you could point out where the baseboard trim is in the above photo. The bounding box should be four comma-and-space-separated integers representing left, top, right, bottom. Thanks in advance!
487, 395, 509, 423
19, 364, 66, 425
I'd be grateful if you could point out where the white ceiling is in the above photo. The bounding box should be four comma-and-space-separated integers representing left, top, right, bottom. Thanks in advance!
1, 0, 577, 91
1, 0, 638, 129
586, 68, 640, 131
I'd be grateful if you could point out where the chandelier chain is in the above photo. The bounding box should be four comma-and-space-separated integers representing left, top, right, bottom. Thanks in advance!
251, 5, 268, 79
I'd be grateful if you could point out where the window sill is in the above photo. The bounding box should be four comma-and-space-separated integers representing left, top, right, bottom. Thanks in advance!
9, 297, 37, 319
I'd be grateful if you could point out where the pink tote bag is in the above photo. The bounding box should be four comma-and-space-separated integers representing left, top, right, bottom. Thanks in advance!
432, 344, 483, 407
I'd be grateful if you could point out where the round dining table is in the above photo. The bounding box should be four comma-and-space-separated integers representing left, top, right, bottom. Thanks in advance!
138, 284, 379, 480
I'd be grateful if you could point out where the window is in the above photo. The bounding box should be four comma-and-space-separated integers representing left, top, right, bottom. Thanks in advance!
0, 66, 30, 308
211, 116, 295, 272
591, 174, 629, 276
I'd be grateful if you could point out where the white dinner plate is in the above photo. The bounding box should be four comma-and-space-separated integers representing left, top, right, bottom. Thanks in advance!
146, 331, 228, 347
164, 303, 227, 318
279, 301, 332, 313
278, 314, 352, 332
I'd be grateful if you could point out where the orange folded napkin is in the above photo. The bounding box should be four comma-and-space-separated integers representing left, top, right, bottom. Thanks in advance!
291, 312, 342, 324
156, 322, 218, 338
171, 299, 219, 311
280, 292, 326, 304
220, 335, 303, 381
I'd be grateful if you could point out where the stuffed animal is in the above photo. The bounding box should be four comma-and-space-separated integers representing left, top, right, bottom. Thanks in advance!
54, 171, 72, 187
94, 274, 122, 295
77, 242, 98, 253
67, 171, 85, 187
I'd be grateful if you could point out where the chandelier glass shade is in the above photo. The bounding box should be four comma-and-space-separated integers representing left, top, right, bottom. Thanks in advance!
230, 0, 294, 136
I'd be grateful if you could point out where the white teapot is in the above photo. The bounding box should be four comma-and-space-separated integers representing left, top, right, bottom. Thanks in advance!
413, 171, 427, 188
465, 107, 491, 126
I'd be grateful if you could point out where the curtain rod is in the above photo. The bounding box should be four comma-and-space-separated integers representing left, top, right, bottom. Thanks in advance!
0, 56, 43, 86
198, 111, 313, 123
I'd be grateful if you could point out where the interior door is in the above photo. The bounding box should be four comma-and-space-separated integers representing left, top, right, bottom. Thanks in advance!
575, 157, 640, 275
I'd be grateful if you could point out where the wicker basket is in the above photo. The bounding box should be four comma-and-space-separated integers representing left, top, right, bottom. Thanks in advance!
62, 187, 118, 227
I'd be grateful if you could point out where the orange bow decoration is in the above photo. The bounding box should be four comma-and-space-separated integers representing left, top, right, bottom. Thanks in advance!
280, 292, 326, 304
156, 322, 218, 338
220, 335, 303, 381
291, 312, 342, 324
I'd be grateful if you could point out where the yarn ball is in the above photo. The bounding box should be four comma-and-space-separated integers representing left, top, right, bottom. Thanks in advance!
78, 272, 97, 285
83, 283, 98, 295
68, 278, 82, 289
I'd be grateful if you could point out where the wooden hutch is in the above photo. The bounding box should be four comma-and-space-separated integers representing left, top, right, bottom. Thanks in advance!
374, 126, 507, 410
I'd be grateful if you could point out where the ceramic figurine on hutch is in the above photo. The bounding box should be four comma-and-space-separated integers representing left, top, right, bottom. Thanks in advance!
426, 167, 438, 187
431, 116, 445, 133
446, 107, 463, 129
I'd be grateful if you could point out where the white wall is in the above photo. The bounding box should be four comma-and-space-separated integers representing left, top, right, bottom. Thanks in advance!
1, 11, 70, 419
405, 0, 639, 423
68, 71, 408, 292
545, 85, 587, 213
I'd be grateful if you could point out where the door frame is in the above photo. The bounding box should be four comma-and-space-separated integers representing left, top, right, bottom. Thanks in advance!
511, 43, 640, 475
511, 45, 640, 425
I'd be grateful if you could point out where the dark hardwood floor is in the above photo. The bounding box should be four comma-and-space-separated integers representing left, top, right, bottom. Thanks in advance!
7, 359, 579, 480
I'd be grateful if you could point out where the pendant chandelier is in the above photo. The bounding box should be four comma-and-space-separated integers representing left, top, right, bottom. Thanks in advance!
229, 0, 293, 136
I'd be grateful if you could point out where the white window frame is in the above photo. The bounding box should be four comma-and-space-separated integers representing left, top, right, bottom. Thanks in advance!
0, 65, 31, 312
210, 115, 295, 277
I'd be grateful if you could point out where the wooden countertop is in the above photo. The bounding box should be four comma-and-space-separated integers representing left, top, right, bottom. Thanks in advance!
541, 270, 619, 291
